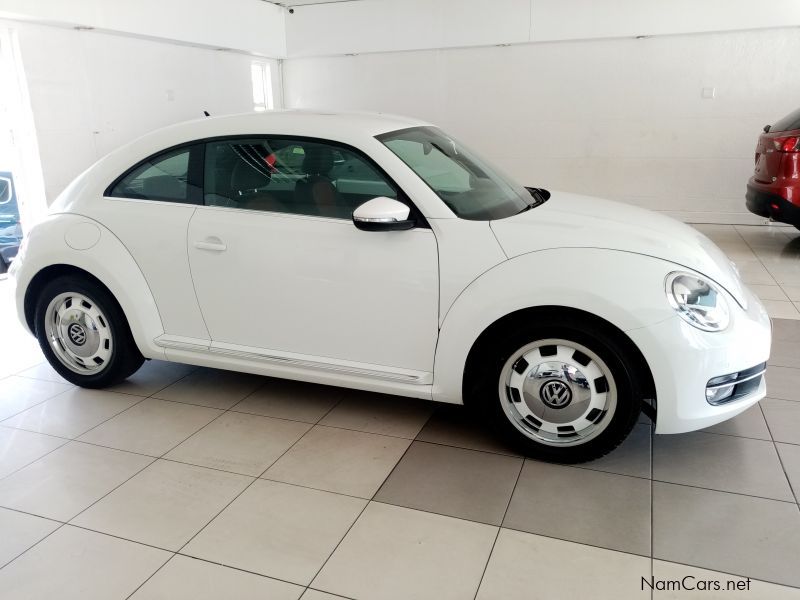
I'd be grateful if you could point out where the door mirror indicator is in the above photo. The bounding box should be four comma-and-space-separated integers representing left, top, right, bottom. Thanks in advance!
352, 197, 415, 231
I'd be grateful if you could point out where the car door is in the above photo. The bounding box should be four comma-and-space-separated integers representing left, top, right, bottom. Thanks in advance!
187, 136, 439, 381
99, 145, 211, 345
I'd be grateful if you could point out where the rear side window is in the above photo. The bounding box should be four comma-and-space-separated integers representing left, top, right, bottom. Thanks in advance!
772, 108, 800, 133
109, 147, 200, 203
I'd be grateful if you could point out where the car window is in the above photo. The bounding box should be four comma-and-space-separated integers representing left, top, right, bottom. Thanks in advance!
378, 126, 531, 221
203, 138, 397, 219
109, 147, 198, 203
772, 108, 800, 133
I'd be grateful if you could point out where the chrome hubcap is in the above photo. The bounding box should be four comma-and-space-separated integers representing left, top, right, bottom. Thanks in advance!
498, 339, 617, 447
44, 292, 113, 374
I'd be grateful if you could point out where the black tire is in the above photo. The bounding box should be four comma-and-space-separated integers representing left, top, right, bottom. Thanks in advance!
34, 275, 144, 388
467, 315, 644, 463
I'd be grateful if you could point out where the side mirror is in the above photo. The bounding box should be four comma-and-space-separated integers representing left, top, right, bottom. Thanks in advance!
352, 197, 415, 231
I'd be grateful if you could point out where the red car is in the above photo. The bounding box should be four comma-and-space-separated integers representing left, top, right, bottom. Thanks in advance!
746, 107, 800, 229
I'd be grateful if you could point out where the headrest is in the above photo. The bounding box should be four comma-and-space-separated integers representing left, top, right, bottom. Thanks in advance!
230, 161, 271, 194
142, 175, 185, 200
302, 146, 335, 177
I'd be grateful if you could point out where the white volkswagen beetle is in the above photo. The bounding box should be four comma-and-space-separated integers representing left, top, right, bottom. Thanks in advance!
10, 112, 771, 462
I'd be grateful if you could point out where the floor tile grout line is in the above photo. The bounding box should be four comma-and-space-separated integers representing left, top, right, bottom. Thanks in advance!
408, 437, 798, 503
471, 457, 525, 600
370, 426, 426, 503
697, 429, 777, 444
0, 380, 77, 424
174, 554, 317, 595
122, 552, 176, 600
256, 475, 370, 502
0, 506, 67, 574
0, 386, 164, 483
63, 456, 158, 525
85, 370, 267, 463
305, 500, 371, 592
302, 586, 358, 600
645, 478, 797, 505
0, 504, 66, 525
8, 495, 799, 594
0, 453, 158, 573
230, 407, 430, 440
300, 417, 425, 593
760, 403, 800, 507
6, 417, 798, 508
66, 522, 182, 554
0, 436, 71, 483
650, 556, 800, 591
171, 393, 346, 558
0, 521, 68, 571
737, 228, 800, 303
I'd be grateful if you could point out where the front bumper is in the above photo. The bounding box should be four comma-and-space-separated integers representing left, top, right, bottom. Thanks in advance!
628, 284, 771, 434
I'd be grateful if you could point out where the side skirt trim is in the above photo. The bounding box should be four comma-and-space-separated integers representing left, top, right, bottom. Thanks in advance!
154, 335, 432, 384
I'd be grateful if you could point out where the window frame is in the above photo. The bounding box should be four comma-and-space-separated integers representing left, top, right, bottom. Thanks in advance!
105, 135, 428, 227
105, 143, 204, 205
376, 126, 533, 221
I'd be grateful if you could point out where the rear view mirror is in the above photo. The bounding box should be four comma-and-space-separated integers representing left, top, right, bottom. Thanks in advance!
352, 197, 415, 231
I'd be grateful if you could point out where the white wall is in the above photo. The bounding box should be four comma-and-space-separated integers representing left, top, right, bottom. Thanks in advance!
285, 0, 800, 57
8, 21, 281, 203
284, 27, 800, 223
0, 0, 285, 57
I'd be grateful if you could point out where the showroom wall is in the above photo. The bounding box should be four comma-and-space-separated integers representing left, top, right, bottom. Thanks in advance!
283, 0, 800, 224
0, 0, 285, 206
7, 22, 282, 203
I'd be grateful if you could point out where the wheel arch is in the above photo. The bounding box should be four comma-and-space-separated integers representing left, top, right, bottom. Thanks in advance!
24, 264, 115, 332
15, 214, 166, 360
462, 305, 656, 414
431, 248, 673, 413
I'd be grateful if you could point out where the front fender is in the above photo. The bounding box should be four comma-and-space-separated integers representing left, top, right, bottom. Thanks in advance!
432, 248, 681, 404
13, 214, 166, 359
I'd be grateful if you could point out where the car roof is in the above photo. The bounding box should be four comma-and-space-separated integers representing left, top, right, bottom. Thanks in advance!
147, 110, 430, 143
50, 110, 434, 212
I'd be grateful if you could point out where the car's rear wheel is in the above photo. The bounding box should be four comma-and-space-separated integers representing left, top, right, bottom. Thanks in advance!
34, 275, 144, 388
469, 316, 644, 463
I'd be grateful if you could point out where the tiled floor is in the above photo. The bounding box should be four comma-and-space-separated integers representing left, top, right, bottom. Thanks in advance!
1, 225, 800, 599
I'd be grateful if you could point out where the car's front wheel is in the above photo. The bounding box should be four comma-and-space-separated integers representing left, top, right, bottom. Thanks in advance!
34, 275, 144, 388
469, 316, 645, 463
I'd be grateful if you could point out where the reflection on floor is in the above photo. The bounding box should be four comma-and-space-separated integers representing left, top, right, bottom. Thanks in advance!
0, 224, 799, 599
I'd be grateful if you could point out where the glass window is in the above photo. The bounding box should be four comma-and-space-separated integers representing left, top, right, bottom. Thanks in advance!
772, 108, 800, 133
109, 147, 197, 203
378, 126, 532, 221
204, 137, 398, 219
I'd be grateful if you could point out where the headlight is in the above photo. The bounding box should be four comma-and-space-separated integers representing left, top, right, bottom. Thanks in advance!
665, 272, 730, 332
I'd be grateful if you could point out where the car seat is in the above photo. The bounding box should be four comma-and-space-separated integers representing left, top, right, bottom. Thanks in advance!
229, 161, 279, 212
294, 146, 343, 218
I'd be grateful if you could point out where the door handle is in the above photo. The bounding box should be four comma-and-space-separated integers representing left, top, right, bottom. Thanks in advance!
194, 237, 227, 252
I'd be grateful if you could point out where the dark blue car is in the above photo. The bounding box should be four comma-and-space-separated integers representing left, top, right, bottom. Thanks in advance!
0, 171, 23, 274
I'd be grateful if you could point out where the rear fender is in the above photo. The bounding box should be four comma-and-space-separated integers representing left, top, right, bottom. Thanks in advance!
15, 214, 165, 359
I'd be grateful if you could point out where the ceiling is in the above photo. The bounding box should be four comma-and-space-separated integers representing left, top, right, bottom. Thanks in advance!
268, 0, 374, 6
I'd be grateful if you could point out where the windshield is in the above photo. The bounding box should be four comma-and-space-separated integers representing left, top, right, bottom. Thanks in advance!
377, 126, 532, 220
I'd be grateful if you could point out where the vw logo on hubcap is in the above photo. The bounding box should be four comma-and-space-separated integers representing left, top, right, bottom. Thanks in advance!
539, 380, 572, 409
67, 323, 87, 346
